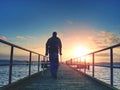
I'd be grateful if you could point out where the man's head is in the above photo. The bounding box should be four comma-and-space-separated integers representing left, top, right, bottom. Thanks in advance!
52, 32, 57, 37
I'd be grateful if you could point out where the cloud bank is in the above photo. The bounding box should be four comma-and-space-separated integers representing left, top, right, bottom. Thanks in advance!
93, 31, 120, 49
16, 36, 25, 39
0, 36, 8, 40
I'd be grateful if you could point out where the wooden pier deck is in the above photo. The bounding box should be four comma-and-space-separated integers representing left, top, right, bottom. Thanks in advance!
1, 64, 117, 90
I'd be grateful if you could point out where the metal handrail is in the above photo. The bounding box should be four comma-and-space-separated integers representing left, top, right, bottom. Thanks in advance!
0, 39, 42, 55
84, 43, 120, 56
66, 43, 120, 87
0, 39, 48, 84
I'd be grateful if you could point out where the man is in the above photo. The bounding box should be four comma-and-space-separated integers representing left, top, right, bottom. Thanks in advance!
45, 32, 62, 79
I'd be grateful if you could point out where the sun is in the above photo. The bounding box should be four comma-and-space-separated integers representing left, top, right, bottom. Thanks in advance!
73, 47, 88, 58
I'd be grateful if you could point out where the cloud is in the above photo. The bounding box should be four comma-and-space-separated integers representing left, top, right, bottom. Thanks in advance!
96, 52, 110, 57
66, 20, 73, 25
93, 31, 120, 49
0, 36, 8, 40
27, 36, 37, 39
16, 36, 25, 39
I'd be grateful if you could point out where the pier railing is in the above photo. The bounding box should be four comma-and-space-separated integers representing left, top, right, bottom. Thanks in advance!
0, 39, 48, 85
66, 43, 120, 88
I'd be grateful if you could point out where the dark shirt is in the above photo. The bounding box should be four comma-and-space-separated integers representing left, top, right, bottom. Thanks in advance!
46, 36, 62, 55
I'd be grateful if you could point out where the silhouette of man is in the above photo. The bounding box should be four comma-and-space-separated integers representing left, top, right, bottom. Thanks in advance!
45, 32, 62, 79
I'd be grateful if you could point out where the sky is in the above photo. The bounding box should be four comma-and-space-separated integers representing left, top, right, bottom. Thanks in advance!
0, 0, 120, 61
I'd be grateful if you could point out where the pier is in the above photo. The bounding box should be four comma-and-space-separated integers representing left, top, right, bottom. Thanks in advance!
0, 39, 120, 90
0, 64, 117, 90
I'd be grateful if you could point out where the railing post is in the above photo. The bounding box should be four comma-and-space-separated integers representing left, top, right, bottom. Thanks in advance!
84, 57, 86, 73
38, 54, 40, 72
79, 57, 81, 71
47, 57, 49, 62
110, 48, 113, 86
43, 56, 46, 70
9, 46, 14, 84
29, 52, 32, 76
92, 53, 95, 77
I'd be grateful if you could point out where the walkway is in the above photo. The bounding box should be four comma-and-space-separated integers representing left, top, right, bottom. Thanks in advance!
1, 64, 116, 90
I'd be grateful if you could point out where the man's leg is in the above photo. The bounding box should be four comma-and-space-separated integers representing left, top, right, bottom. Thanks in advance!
49, 53, 59, 79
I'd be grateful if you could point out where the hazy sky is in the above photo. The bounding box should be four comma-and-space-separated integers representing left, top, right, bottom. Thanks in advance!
0, 0, 120, 60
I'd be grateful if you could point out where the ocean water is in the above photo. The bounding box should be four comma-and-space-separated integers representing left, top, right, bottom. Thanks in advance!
0, 64, 42, 87
86, 66, 120, 89
0, 65, 120, 89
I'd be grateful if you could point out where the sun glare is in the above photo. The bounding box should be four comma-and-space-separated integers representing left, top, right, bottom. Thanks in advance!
73, 47, 88, 58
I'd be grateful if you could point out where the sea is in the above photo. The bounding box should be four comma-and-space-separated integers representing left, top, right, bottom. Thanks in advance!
0, 62, 120, 89
86, 65, 120, 89
0, 63, 42, 87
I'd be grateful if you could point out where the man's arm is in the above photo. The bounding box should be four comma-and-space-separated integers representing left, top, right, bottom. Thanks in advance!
59, 38, 62, 55
45, 39, 50, 56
